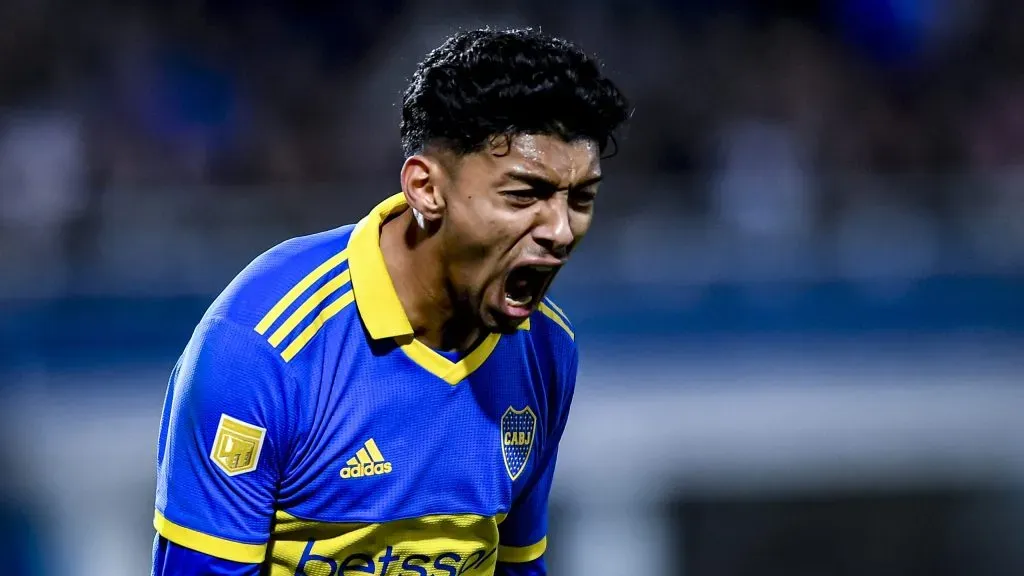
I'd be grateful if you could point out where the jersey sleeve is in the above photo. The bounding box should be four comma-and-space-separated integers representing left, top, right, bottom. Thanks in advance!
153, 315, 294, 567
495, 449, 559, 574
496, 344, 578, 574
153, 535, 261, 576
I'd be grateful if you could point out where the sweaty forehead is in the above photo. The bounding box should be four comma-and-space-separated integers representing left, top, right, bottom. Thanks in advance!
493, 134, 601, 184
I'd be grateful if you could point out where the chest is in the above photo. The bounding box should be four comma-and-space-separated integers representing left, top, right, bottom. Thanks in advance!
279, 340, 549, 523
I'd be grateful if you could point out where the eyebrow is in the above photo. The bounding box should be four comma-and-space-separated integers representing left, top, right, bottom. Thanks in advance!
504, 171, 603, 190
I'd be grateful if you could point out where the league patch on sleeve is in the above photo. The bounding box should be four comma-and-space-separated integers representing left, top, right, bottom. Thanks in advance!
210, 413, 266, 476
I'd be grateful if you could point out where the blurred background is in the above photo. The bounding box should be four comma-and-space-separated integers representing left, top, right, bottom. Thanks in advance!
1, 0, 1023, 574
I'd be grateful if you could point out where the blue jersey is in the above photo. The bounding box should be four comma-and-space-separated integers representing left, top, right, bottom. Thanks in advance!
152, 193, 578, 576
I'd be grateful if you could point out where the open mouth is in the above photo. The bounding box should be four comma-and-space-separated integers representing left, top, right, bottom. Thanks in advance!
504, 265, 557, 315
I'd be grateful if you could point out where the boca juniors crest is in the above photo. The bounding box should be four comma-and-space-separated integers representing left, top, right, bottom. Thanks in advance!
501, 406, 536, 481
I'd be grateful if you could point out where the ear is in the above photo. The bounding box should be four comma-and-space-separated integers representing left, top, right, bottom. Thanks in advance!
400, 154, 447, 225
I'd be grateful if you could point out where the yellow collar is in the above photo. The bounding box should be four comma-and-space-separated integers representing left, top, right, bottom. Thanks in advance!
348, 193, 416, 339
347, 193, 529, 340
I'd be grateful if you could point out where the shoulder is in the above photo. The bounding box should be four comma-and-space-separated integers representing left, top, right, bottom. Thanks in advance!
167, 314, 299, 464
525, 296, 578, 440
202, 224, 357, 336
530, 296, 576, 352
168, 226, 363, 443
527, 295, 579, 382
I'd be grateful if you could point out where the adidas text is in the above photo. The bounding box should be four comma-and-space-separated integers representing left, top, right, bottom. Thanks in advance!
340, 461, 392, 479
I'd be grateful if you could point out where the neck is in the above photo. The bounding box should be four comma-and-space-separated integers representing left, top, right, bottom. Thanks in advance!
378, 209, 481, 351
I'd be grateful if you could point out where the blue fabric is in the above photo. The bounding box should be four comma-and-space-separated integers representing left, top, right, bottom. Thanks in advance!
497, 557, 547, 576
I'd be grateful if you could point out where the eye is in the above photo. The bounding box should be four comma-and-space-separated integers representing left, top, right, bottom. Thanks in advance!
570, 188, 598, 209
503, 188, 542, 207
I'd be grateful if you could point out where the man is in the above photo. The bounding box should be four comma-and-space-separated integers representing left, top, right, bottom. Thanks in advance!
152, 27, 629, 576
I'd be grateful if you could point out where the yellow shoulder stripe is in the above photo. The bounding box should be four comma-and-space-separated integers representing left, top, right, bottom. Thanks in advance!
538, 302, 574, 340
542, 297, 570, 324
280, 290, 356, 362
268, 270, 351, 347
255, 248, 349, 335
153, 509, 266, 564
498, 536, 547, 563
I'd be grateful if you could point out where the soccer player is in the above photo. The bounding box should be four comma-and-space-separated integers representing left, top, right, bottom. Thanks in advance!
152, 28, 629, 576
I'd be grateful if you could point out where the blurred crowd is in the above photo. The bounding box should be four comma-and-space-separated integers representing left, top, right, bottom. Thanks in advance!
1, 0, 1023, 295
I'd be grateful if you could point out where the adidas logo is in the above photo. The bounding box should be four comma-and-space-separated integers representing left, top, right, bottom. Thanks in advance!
339, 438, 393, 479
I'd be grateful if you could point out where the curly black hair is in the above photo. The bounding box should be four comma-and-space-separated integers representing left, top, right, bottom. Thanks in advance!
400, 27, 631, 158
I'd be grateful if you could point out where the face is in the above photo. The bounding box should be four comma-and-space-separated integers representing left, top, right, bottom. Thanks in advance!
438, 134, 602, 333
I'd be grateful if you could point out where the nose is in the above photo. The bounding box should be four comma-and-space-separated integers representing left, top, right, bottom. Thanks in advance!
533, 197, 574, 258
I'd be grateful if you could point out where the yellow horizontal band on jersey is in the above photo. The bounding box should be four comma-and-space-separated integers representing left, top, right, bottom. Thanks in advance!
498, 536, 547, 563
269, 510, 504, 572
538, 302, 574, 340
153, 509, 267, 564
